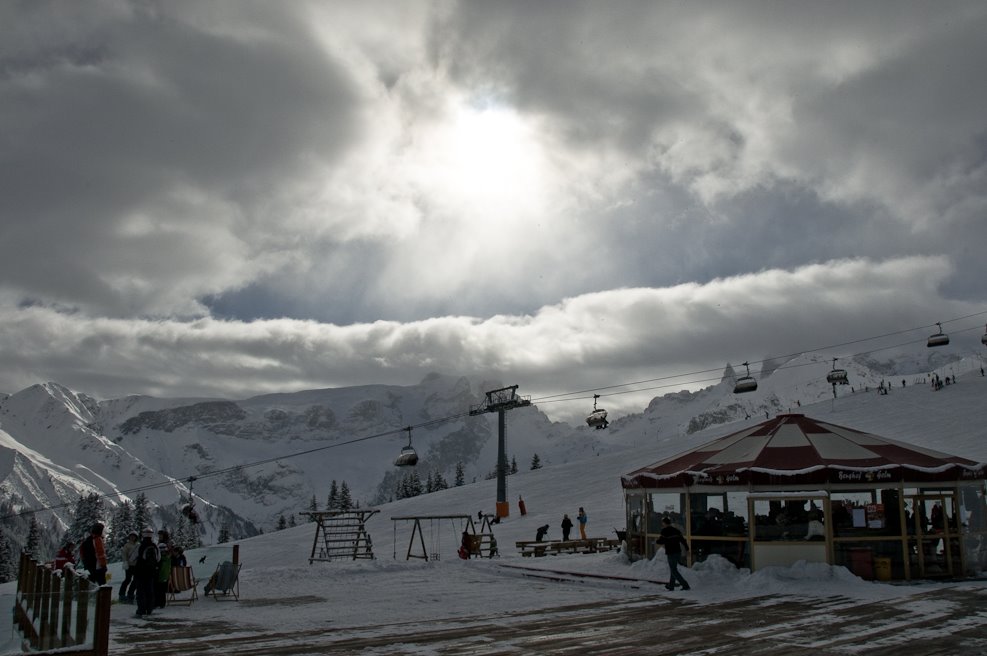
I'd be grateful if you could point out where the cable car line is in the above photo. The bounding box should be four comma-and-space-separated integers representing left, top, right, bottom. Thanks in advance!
5, 310, 985, 521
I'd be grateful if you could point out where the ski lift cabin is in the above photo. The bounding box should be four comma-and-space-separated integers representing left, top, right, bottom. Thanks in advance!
981, 324, 987, 347
586, 394, 609, 429
394, 427, 419, 467
733, 362, 757, 394
826, 358, 849, 386
928, 322, 949, 347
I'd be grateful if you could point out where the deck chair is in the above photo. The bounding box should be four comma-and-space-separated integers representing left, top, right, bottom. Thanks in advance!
205, 560, 241, 601
167, 565, 199, 606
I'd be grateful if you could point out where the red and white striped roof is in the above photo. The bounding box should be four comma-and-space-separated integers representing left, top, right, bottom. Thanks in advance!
621, 414, 985, 489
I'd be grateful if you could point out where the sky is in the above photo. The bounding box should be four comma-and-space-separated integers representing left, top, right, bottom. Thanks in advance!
2, 1, 987, 421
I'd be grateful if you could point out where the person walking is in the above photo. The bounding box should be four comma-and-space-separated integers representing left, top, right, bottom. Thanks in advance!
119, 531, 139, 603
134, 528, 159, 618
577, 507, 588, 540
657, 517, 690, 591
80, 523, 108, 585
561, 514, 574, 541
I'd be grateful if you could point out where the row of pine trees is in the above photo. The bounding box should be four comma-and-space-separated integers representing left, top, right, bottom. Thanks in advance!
0, 490, 218, 583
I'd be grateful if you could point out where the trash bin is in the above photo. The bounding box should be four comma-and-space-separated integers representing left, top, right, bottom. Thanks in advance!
847, 547, 874, 579
874, 557, 892, 581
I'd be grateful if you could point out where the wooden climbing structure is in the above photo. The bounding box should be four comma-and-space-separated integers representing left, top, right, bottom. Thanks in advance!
301, 509, 379, 563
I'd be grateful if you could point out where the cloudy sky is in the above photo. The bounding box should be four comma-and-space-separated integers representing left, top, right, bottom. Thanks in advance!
2, 1, 986, 423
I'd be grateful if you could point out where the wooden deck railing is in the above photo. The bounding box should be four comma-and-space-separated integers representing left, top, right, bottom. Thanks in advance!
13, 552, 112, 655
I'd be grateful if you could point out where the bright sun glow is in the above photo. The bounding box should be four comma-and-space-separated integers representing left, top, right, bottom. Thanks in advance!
414, 101, 550, 220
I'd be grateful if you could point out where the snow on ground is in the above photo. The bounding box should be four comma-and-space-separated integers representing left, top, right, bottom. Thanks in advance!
2, 371, 986, 653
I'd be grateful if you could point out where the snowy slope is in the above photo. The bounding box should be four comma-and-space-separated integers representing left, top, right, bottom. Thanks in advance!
0, 351, 982, 546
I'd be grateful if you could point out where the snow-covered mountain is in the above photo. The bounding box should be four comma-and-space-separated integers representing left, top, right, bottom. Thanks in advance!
0, 347, 979, 547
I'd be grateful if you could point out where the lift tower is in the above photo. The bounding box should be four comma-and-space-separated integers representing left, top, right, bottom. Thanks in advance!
469, 385, 531, 518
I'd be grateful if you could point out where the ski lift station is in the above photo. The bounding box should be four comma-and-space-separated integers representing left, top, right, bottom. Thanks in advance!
621, 414, 987, 582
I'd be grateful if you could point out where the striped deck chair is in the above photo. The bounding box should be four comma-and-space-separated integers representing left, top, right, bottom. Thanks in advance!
204, 560, 241, 601
167, 565, 199, 605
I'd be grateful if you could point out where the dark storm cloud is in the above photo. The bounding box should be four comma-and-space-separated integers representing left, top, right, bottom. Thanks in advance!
0, 1, 360, 316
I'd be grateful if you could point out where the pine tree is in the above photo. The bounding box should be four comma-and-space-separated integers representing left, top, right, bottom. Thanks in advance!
307, 495, 318, 521
25, 516, 44, 561
434, 472, 449, 491
288, 515, 297, 528
174, 513, 200, 551
510, 456, 518, 475
530, 453, 542, 470
276, 515, 287, 530
327, 480, 339, 511
0, 529, 16, 583
218, 523, 231, 544
455, 462, 465, 487
132, 493, 151, 534
339, 482, 353, 511
67, 492, 105, 545
409, 471, 423, 497
108, 501, 134, 562
425, 471, 435, 494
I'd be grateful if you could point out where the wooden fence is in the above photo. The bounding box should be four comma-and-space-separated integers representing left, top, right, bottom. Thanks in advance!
13, 552, 112, 655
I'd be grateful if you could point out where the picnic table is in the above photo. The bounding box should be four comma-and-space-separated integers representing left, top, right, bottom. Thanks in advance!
515, 537, 620, 557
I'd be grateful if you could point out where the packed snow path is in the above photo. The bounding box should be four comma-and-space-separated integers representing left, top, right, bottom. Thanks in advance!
110, 580, 987, 655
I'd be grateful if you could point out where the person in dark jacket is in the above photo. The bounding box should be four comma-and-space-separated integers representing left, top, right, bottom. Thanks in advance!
535, 524, 550, 542
134, 528, 160, 617
80, 523, 107, 584
561, 514, 574, 541
657, 517, 690, 591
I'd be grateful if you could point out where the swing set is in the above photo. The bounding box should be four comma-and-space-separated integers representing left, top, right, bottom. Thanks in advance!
391, 514, 499, 561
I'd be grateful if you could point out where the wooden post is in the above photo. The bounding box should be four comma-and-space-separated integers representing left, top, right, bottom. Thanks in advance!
92, 586, 112, 656
61, 573, 74, 647
75, 578, 90, 646
40, 567, 56, 649
232, 543, 240, 565
32, 557, 44, 620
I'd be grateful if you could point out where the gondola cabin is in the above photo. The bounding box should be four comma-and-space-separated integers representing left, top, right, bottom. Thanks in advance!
826, 369, 849, 385
733, 361, 757, 394
981, 324, 987, 346
733, 377, 758, 394
394, 426, 419, 467
394, 445, 419, 467
586, 408, 609, 429
927, 322, 949, 347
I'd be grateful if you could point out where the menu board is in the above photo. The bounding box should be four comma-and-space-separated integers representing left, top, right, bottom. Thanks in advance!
866, 503, 885, 529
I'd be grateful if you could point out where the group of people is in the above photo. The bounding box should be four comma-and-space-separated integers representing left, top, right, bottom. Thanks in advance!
53, 523, 187, 619
535, 507, 589, 542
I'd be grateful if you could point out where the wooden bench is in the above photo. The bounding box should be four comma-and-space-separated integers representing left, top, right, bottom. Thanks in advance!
516, 538, 621, 557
